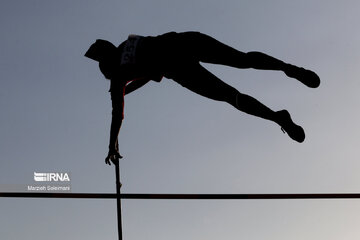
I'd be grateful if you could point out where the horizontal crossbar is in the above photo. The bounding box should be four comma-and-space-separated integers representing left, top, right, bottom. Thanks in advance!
1, 192, 360, 199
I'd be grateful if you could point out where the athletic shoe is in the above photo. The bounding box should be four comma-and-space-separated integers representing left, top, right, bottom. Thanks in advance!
284, 64, 320, 88
276, 110, 305, 143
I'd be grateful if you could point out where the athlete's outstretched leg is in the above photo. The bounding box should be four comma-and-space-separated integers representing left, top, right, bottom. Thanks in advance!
179, 32, 320, 88
167, 63, 305, 142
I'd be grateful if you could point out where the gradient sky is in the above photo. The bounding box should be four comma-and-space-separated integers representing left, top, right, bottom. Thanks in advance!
1, 0, 360, 239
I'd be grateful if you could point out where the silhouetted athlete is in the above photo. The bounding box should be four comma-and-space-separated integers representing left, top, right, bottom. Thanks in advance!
85, 31, 320, 164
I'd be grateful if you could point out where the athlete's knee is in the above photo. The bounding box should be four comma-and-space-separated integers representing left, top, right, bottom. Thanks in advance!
244, 52, 262, 63
223, 89, 241, 106
246, 51, 273, 64
228, 52, 258, 69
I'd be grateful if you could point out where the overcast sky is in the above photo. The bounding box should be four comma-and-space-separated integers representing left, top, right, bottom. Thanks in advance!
1, 0, 360, 239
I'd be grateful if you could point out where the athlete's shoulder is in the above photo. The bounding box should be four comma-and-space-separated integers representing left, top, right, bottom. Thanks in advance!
109, 78, 126, 93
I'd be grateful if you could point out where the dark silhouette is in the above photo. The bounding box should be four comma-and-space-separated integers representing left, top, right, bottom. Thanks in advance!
85, 31, 320, 164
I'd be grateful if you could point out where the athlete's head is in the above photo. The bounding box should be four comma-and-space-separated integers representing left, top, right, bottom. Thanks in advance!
85, 39, 117, 62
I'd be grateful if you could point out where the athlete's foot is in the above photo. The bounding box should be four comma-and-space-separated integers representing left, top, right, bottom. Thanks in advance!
275, 110, 305, 143
284, 64, 320, 88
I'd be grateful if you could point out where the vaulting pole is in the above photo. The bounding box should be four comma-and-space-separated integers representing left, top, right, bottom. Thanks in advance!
115, 159, 123, 240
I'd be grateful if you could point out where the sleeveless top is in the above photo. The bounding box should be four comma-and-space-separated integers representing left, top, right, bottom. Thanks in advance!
118, 34, 163, 82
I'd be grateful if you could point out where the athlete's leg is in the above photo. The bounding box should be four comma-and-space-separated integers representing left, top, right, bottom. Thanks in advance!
166, 63, 305, 142
179, 32, 320, 88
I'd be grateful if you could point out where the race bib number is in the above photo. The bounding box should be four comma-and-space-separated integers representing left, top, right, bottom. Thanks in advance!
120, 34, 142, 65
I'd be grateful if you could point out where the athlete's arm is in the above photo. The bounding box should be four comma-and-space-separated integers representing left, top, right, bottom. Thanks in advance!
105, 81, 125, 165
